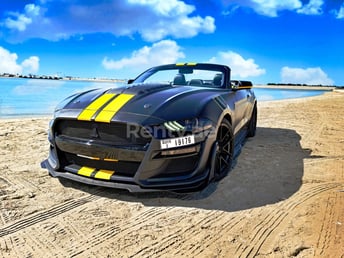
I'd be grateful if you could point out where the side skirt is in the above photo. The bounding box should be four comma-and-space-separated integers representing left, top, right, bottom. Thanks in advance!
233, 127, 248, 159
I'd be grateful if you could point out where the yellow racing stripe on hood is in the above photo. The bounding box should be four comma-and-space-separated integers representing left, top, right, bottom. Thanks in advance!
77, 93, 116, 121
95, 93, 135, 123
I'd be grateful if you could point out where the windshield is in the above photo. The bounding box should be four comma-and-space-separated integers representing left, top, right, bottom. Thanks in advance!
132, 66, 225, 88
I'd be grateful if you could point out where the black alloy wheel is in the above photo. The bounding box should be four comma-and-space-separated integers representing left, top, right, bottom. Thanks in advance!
214, 119, 233, 180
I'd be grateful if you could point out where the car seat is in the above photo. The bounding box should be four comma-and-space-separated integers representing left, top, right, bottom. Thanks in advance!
173, 74, 186, 85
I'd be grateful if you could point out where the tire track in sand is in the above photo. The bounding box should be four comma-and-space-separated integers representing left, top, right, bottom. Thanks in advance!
82, 204, 249, 257
0, 194, 100, 237
315, 192, 338, 256
172, 210, 251, 258
315, 161, 344, 257
152, 182, 339, 258
0, 190, 107, 258
6, 204, 178, 257
129, 210, 224, 258
77, 183, 340, 258
233, 182, 340, 258
66, 206, 176, 257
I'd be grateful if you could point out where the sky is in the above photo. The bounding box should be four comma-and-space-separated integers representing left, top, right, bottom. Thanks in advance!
0, 0, 343, 85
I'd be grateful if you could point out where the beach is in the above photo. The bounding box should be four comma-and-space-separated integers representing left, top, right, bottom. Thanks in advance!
0, 90, 343, 257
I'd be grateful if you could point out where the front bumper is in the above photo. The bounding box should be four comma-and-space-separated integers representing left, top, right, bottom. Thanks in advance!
41, 159, 210, 192
42, 120, 216, 193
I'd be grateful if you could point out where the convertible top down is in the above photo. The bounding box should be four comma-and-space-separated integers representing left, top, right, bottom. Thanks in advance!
41, 63, 257, 192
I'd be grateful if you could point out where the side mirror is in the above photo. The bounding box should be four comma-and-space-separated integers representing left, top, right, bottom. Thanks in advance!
231, 80, 252, 90
127, 79, 135, 84
231, 80, 240, 90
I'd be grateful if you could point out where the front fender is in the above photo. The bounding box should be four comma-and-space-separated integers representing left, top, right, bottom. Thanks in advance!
201, 95, 233, 127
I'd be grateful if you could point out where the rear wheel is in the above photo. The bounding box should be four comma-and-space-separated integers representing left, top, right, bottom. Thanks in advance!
214, 119, 233, 180
247, 104, 257, 137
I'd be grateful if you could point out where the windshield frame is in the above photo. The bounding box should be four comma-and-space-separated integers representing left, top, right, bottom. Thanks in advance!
130, 63, 231, 89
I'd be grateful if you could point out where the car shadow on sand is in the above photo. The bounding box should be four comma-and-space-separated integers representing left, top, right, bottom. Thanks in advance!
60, 127, 313, 212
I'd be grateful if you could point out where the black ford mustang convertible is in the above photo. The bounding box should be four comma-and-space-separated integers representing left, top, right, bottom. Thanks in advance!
42, 63, 257, 192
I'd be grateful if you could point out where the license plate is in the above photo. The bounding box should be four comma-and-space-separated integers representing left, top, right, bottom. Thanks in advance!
160, 135, 195, 150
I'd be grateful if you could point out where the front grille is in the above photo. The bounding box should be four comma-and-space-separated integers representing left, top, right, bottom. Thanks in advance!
54, 119, 151, 177
55, 119, 151, 149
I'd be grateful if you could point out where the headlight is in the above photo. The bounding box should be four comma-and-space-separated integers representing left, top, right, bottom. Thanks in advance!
164, 118, 213, 133
148, 118, 213, 139
164, 121, 185, 131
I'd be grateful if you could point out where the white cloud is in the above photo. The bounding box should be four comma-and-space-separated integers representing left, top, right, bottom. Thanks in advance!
4, 4, 40, 31
0, 47, 22, 74
21, 56, 40, 74
0, 46, 40, 75
2, 0, 215, 42
281, 66, 334, 85
24, 3, 41, 16
225, 0, 302, 17
142, 15, 215, 42
253, 0, 302, 17
126, 0, 215, 41
297, 0, 324, 15
209, 51, 266, 78
128, 0, 195, 16
5, 14, 32, 31
224, 0, 327, 17
336, 4, 344, 19
102, 40, 185, 70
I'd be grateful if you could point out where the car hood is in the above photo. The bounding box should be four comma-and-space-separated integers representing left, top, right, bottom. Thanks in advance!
56, 83, 221, 125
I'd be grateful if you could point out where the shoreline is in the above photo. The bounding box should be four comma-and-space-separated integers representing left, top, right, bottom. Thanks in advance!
1, 75, 341, 89
0, 75, 126, 83
257, 90, 339, 107
254, 84, 336, 90
0, 114, 52, 121
1, 88, 341, 120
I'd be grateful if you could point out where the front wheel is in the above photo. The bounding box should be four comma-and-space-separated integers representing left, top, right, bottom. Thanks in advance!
214, 119, 234, 180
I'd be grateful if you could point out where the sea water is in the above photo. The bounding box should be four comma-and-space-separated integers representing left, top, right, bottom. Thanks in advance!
254, 87, 330, 101
0, 78, 122, 118
0, 78, 329, 118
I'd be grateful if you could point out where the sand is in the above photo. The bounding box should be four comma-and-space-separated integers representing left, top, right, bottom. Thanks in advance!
0, 90, 343, 257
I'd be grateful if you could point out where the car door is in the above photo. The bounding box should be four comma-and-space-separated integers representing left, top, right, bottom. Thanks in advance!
232, 88, 250, 135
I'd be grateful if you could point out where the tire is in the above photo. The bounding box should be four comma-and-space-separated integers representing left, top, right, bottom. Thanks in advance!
247, 104, 257, 137
214, 119, 234, 180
